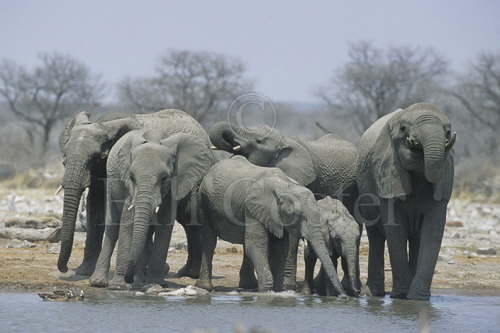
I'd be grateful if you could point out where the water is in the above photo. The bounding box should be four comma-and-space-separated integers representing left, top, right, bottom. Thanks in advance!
1, 291, 499, 333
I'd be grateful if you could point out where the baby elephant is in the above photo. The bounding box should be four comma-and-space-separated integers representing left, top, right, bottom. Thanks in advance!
302, 196, 361, 296
194, 156, 347, 296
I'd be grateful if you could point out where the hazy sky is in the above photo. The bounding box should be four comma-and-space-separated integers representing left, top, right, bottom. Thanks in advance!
1, 0, 499, 103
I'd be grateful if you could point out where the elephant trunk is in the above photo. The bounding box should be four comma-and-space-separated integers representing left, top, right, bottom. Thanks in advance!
307, 223, 347, 297
125, 189, 153, 283
208, 122, 238, 152
417, 119, 446, 184
57, 157, 90, 273
343, 243, 360, 296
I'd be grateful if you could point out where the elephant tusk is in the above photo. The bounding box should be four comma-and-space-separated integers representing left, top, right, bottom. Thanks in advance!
55, 185, 63, 195
233, 145, 241, 152
155, 206, 160, 214
446, 132, 456, 148
128, 204, 134, 211
210, 145, 217, 150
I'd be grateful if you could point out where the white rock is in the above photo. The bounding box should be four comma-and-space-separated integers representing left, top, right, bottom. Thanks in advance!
6, 239, 36, 248
160, 285, 209, 296
0, 227, 58, 241
135, 291, 145, 296
46, 243, 61, 254
146, 284, 164, 294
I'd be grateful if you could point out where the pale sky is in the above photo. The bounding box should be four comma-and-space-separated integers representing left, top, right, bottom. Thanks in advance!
1, 0, 499, 103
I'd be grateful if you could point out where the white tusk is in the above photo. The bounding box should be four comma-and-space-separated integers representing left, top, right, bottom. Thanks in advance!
55, 185, 63, 195
128, 204, 134, 211
233, 145, 241, 152
210, 145, 217, 150
155, 206, 160, 214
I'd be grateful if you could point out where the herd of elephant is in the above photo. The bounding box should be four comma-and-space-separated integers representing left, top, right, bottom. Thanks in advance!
55, 102, 455, 301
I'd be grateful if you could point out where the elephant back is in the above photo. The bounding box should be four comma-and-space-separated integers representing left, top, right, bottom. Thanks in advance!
306, 135, 359, 197
136, 109, 211, 144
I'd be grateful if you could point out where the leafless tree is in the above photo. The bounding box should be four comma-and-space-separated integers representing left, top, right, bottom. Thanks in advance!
118, 49, 254, 124
317, 41, 448, 133
449, 51, 500, 132
0, 52, 104, 154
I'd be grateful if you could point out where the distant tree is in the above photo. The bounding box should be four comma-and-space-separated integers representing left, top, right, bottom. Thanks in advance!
0, 52, 104, 154
118, 49, 254, 124
317, 41, 448, 133
449, 51, 500, 132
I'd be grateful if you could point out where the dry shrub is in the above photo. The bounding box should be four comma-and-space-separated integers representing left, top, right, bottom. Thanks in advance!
453, 156, 500, 203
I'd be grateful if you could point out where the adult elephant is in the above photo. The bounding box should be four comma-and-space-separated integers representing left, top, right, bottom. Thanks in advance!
89, 130, 214, 288
58, 111, 142, 275
356, 103, 455, 300
208, 122, 361, 290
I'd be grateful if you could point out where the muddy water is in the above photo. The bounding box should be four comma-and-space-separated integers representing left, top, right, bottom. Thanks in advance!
1, 291, 499, 332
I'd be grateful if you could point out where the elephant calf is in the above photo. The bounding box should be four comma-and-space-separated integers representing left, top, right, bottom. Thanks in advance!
302, 196, 361, 297
194, 156, 347, 296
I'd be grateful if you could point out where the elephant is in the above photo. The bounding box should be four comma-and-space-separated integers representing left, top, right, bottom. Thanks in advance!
302, 196, 361, 297
89, 129, 215, 289
58, 111, 142, 275
356, 103, 455, 300
208, 122, 362, 290
194, 156, 348, 296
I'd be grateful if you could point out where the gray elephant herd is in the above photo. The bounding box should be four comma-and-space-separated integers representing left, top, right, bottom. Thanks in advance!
56, 102, 455, 301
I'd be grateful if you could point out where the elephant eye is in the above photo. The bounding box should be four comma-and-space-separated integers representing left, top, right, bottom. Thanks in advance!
256, 138, 264, 144
400, 125, 407, 133
445, 129, 451, 138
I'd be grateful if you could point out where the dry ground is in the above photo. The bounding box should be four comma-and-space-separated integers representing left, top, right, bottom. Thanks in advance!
1, 235, 499, 294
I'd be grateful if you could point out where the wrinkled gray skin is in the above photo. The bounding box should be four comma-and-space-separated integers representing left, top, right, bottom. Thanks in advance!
58, 111, 142, 275
194, 156, 347, 296
357, 103, 455, 300
209, 122, 361, 290
303, 196, 361, 297
89, 127, 214, 289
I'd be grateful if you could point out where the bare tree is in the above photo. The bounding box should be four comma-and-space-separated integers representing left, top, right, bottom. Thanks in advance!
0, 52, 104, 154
118, 49, 253, 124
449, 51, 500, 132
317, 41, 448, 133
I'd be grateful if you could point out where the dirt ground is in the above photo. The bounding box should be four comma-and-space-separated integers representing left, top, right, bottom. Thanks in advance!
1, 235, 499, 294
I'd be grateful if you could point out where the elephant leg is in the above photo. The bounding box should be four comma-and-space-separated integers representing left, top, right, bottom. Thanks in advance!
408, 235, 420, 278
239, 252, 258, 290
76, 180, 105, 276
269, 236, 286, 291
176, 225, 201, 278
146, 219, 174, 286
195, 225, 217, 291
366, 225, 386, 297
283, 232, 300, 291
244, 218, 273, 291
108, 203, 134, 290
384, 205, 412, 299
89, 195, 122, 287
407, 205, 446, 300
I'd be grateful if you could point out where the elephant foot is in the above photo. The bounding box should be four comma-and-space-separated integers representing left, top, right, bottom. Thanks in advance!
406, 289, 430, 301
390, 291, 408, 299
283, 283, 297, 291
75, 260, 97, 276
195, 279, 213, 291
176, 264, 200, 279
108, 275, 130, 290
366, 283, 386, 297
145, 275, 168, 287
238, 275, 258, 290
89, 271, 109, 288
301, 284, 313, 295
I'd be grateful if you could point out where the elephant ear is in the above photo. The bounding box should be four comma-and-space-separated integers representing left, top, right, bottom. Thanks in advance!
245, 178, 284, 238
160, 134, 215, 200
372, 122, 412, 199
433, 154, 454, 201
97, 116, 142, 158
274, 137, 316, 186
58, 111, 90, 151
